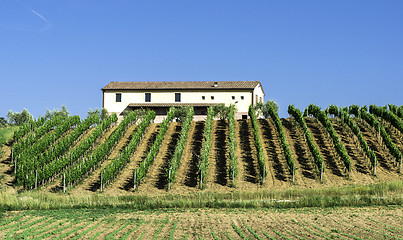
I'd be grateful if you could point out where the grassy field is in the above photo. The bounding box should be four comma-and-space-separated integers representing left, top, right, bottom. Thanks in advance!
0, 126, 18, 146
0, 206, 401, 239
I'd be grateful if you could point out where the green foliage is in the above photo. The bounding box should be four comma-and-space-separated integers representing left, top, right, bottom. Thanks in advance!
308, 104, 351, 174
248, 105, 266, 184
167, 107, 194, 189
134, 107, 176, 188
288, 105, 324, 178
267, 103, 295, 181
173, 106, 193, 122
7, 109, 33, 126
64, 112, 136, 187
370, 105, 403, 135
44, 105, 69, 121
88, 108, 110, 121
254, 100, 279, 118
333, 106, 377, 175
212, 104, 232, 120
228, 105, 237, 184
101, 110, 156, 188
46, 114, 117, 186
364, 106, 402, 167
31, 114, 100, 186
15, 116, 82, 188
0, 117, 7, 127
198, 106, 215, 189
0, 126, 19, 145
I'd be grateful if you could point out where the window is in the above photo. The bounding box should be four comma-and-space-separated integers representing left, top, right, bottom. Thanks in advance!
232, 96, 235, 100
145, 93, 151, 102
211, 96, 214, 100
175, 93, 181, 102
260, 97, 262, 103
202, 96, 205, 100
241, 96, 244, 100
116, 93, 122, 102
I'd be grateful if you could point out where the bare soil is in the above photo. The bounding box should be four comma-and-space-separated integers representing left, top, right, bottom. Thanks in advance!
1, 206, 401, 240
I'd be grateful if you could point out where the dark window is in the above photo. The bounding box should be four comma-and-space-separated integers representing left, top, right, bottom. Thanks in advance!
242, 115, 248, 120
145, 93, 151, 102
211, 96, 214, 100
175, 93, 181, 102
202, 96, 205, 100
116, 93, 121, 102
232, 96, 235, 100
241, 96, 244, 100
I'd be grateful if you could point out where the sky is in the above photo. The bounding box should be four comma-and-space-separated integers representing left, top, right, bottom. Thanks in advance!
1, 0, 402, 119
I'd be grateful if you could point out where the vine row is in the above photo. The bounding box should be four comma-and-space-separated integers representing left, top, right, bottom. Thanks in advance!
248, 105, 266, 184
166, 107, 194, 190
133, 107, 175, 189
288, 105, 324, 180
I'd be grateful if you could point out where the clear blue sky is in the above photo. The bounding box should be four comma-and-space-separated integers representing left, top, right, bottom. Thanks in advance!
1, 0, 402, 119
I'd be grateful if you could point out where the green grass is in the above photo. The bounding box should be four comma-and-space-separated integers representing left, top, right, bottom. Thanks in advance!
0, 126, 18, 145
0, 181, 401, 211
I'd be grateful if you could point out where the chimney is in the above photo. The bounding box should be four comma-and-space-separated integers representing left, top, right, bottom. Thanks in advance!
213, 81, 218, 87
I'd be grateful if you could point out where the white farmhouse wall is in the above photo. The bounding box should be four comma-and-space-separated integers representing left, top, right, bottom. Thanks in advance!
103, 89, 257, 116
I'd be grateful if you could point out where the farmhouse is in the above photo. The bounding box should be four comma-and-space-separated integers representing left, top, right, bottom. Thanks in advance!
102, 81, 265, 122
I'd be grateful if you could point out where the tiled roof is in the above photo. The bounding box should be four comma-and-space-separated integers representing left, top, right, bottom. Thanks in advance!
128, 103, 221, 107
102, 81, 261, 90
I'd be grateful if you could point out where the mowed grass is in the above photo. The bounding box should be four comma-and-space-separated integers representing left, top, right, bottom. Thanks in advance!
0, 206, 401, 239
0, 181, 401, 211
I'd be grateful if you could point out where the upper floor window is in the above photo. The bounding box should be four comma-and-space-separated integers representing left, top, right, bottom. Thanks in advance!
175, 93, 181, 102
145, 93, 151, 102
232, 96, 235, 100
241, 96, 244, 100
202, 96, 205, 100
211, 96, 214, 100
116, 93, 122, 102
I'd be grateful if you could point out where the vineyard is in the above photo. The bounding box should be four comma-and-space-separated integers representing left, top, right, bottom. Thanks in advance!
0, 104, 402, 196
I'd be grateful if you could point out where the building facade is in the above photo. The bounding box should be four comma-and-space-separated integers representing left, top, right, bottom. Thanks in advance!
102, 81, 265, 122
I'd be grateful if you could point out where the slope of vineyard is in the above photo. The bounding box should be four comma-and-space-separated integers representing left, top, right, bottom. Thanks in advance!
135, 122, 182, 195
104, 123, 159, 194
70, 123, 138, 194
281, 118, 317, 186
1, 108, 402, 196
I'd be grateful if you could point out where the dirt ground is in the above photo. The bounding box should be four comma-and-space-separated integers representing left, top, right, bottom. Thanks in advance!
0, 206, 401, 239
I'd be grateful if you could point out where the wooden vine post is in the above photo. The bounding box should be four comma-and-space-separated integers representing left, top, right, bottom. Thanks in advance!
63, 172, 66, 193
133, 170, 137, 191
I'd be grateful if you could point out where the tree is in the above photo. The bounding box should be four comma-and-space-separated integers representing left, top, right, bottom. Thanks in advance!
213, 104, 232, 120
101, 108, 109, 120
254, 100, 279, 118
7, 109, 33, 125
88, 108, 101, 118
173, 107, 191, 122
0, 117, 8, 127
44, 105, 69, 120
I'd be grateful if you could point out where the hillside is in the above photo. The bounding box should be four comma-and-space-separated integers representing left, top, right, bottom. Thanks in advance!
1, 110, 402, 196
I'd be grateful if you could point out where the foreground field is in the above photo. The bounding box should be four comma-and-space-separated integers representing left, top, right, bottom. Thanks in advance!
0, 206, 401, 239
